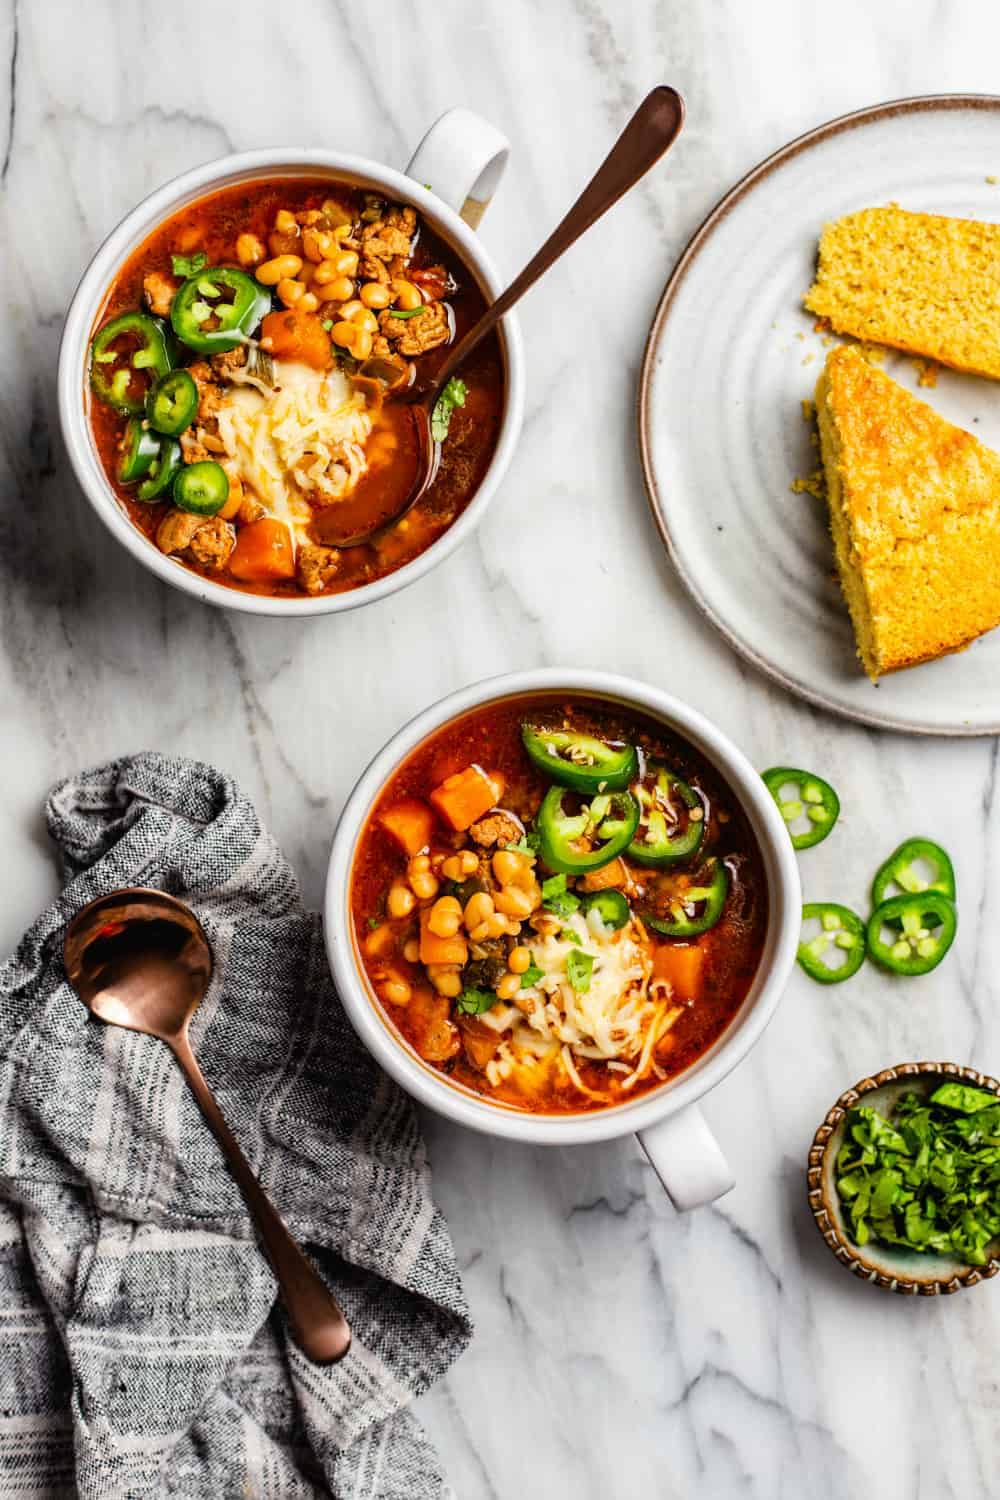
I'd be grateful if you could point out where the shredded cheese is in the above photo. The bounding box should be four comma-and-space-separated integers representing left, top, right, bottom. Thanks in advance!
485, 909, 677, 1098
213, 360, 373, 549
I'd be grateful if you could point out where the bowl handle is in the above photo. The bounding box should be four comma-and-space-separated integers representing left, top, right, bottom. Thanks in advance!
406, 108, 510, 229
637, 1103, 735, 1212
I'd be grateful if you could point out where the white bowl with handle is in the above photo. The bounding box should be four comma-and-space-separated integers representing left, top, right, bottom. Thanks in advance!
325, 668, 801, 1212
57, 109, 524, 615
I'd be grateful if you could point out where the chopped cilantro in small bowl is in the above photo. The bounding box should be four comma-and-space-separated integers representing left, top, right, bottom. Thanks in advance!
807, 1063, 1000, 1294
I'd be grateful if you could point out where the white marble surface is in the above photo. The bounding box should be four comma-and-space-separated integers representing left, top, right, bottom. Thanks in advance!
3, 2, 1000, 1495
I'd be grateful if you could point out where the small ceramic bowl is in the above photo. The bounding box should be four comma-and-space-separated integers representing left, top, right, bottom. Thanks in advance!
807, 1061, 1000, 1295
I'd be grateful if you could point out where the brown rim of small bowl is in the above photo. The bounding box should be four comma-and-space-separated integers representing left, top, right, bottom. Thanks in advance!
637, 92, 1000, 738
807, 1060, 1000, 1295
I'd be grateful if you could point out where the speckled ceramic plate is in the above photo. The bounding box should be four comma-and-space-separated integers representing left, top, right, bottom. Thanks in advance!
807, 1062, 1000, 1295
639, 95, 1000, 735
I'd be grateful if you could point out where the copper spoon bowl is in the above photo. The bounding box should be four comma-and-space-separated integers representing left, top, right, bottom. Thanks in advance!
323, 83, 686, 548
63, 888, 351, 1364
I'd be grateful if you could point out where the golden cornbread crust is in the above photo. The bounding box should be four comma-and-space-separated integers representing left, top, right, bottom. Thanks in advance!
805, 207, 1000, 379
815, 345, 1000, 678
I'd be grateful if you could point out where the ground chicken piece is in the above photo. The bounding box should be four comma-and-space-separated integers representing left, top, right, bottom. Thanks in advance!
188, 517, 236, 571
143, 270, 177, 317
179, 364, 224, 459
296, 543, 340, 595
371, 334, 393, 361
179, 430, 214, 464
237, 494, 265, 525
360, 252, 391, 285
457, 1016, 502, 1071
186, 362, 224, 422
468, 810, 523, 848
156, 508, 205, 556
195, 380, 223, 422
210, 346, 248, 379
379, 300, 451, 357
361, 205, 416, 263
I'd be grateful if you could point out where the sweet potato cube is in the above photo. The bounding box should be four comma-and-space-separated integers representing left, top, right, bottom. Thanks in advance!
429, 765, 503, 832
228, 518, 296, 582
378, 798, 435, 856
419, 908, 468, 967
652, 941, 704, 999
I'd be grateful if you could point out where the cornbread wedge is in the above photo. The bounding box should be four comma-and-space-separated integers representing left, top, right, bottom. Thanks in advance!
805, 207, 1000, 379
814, 345, 1000, 678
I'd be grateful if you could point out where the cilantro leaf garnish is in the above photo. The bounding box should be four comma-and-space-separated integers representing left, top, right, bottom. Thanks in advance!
541, 872, 580, 920
171, 251, 208, 278
565, 949, 594, 993
505, 830, 541, 857
431, 376, 468, 443
456, 987, 498, 1015
520, 964, 544, 989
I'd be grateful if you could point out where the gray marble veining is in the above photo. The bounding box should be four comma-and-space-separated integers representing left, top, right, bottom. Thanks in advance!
2, 2, 1000, 1495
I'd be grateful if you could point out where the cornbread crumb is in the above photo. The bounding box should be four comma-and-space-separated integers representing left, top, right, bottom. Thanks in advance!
801, 399, 816, 423
805, 206, 1000, 379
814, 345, 1000, 678
915, 358, 940, 388
790, 469, 825, 500
987, 175, 998, 185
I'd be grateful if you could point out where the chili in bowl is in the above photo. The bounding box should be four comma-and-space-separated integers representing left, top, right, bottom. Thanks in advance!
58, 134, 524, 615
325, 669, 801, 1210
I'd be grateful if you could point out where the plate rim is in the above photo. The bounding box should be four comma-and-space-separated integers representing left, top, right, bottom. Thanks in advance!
638, 92, 1000, 738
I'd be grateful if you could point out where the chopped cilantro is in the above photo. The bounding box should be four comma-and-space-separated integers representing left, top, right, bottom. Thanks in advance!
505, 830, 541, 857
171, 251, 208, 278
541, 872, 580, 919
322, 318, 333, 331
431, 376, 468, 444
456, 987, 498, 1015
520, 963, 544, 989
835, 1088, 1000, 1265
566, 949, 594, 993
366, 917, 379, 930
931, 1082, 998, 1114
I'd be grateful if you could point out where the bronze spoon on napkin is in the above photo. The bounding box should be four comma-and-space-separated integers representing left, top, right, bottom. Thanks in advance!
63, 888, 351, 1365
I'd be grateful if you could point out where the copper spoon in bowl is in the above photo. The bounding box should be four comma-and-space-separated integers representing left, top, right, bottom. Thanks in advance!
321, 83, 685, 548
63, 888, 351, 1365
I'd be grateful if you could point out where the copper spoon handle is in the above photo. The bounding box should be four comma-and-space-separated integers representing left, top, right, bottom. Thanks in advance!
168, 1030, 351, 1364
423, 84, 684, 399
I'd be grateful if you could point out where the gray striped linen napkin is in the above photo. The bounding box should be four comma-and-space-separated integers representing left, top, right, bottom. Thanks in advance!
0, 753, 471, 1500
